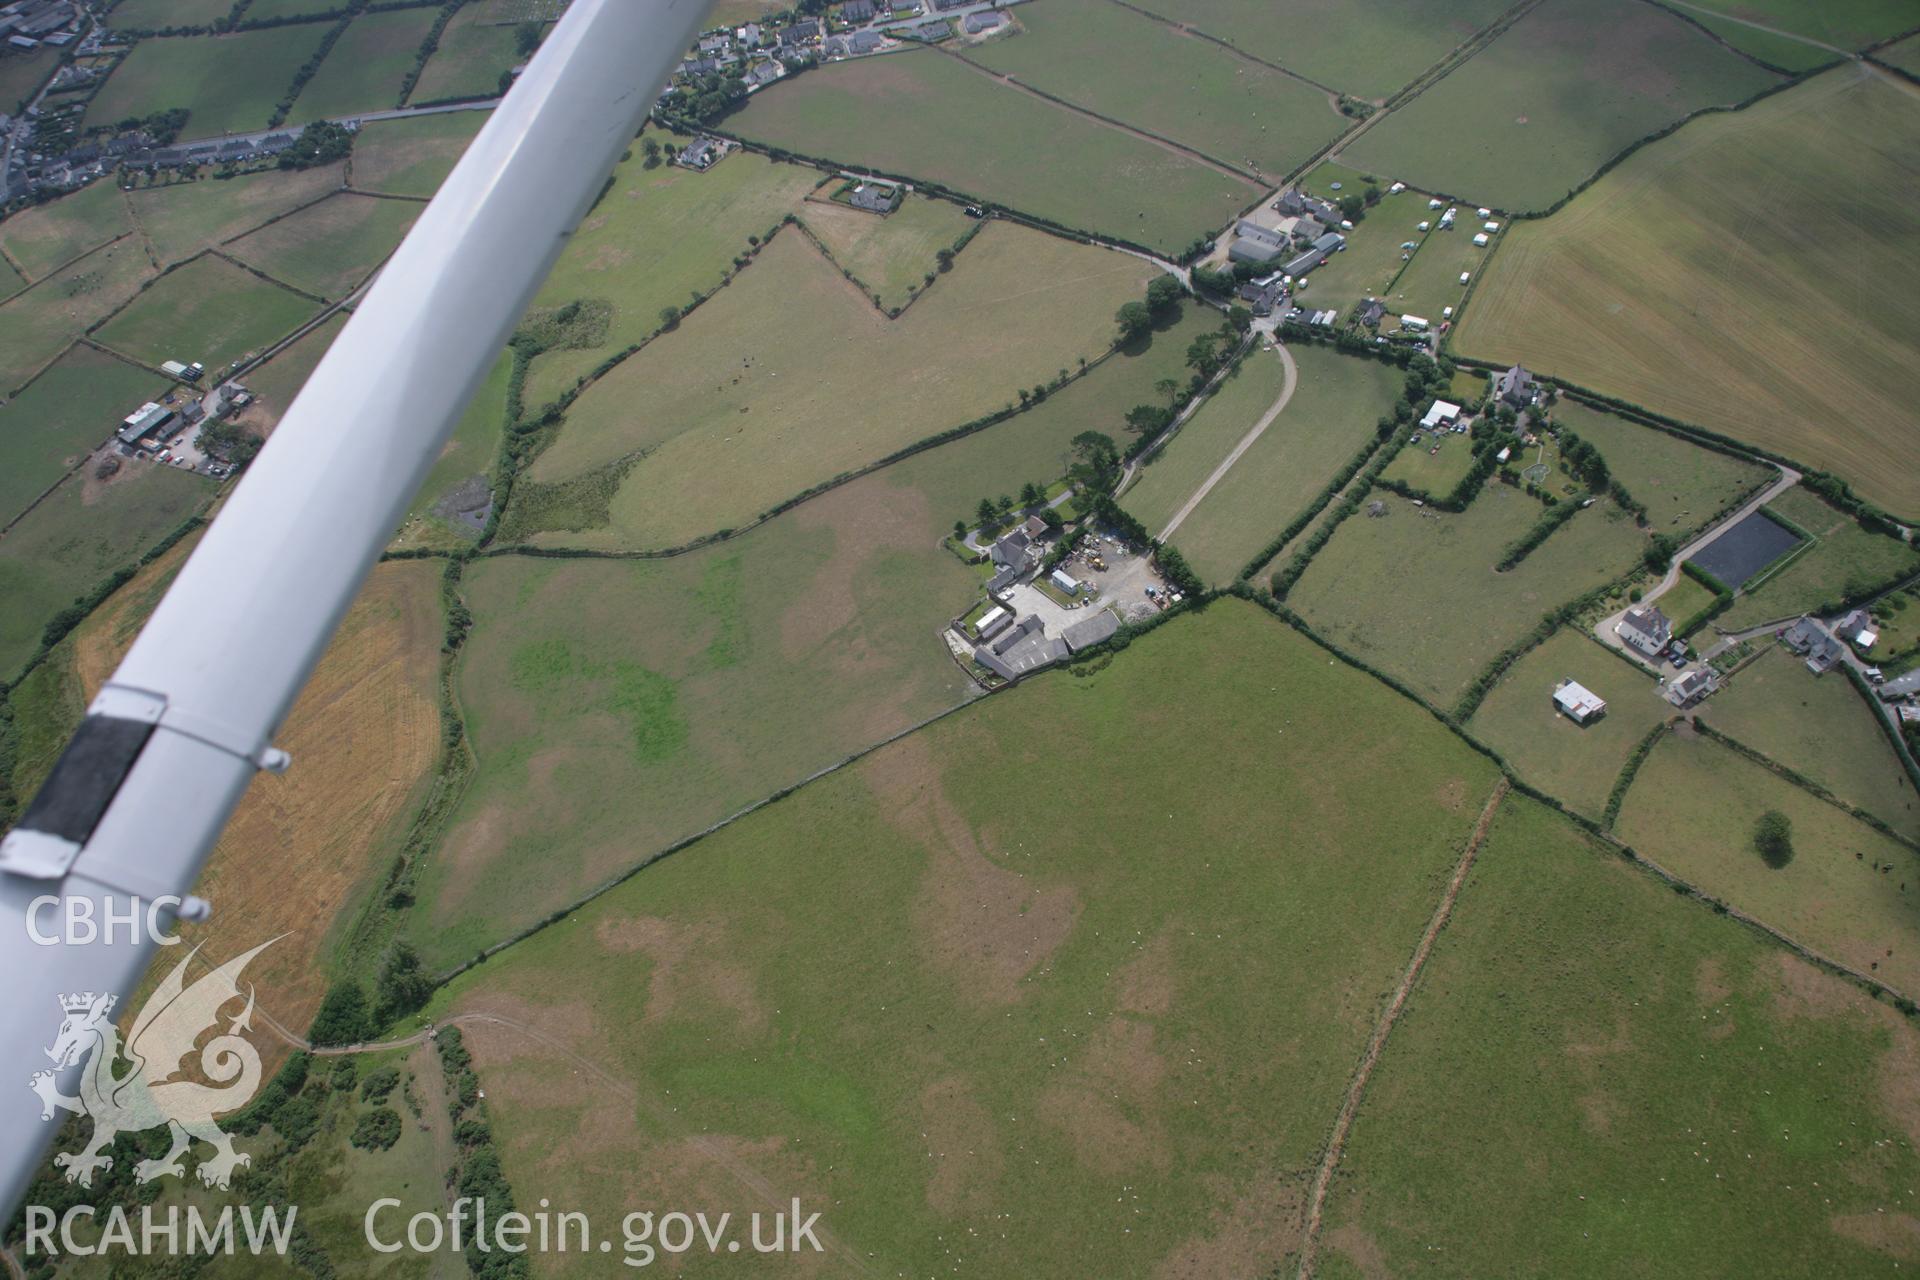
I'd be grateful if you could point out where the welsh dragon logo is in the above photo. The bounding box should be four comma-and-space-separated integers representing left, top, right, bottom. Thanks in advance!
29, 939, 277, 1190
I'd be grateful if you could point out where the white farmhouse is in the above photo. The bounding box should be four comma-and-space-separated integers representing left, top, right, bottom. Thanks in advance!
1616, 605, 1673, 659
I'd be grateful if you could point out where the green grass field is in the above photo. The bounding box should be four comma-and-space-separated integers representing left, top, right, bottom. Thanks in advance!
518, 140, 825, 411
1123, 0, 1512, 99
1550, 400, 1772, 539
0, 239, 155, 391
1123, 346, 1285, 538
94, 254, 320, 374
0, 179, 132, 280
287, 7, 439, 123
1319, 793, 1920, 1277
107, 0, 232, 25
0, 464, 208, 681
1721, 486, 1920, 629
1466, 627, 1668, 817
242, 0, 350, 18
1345, 0, 1780, 212
1454, 68, 1920, 515
1682, 8, 1843, 71
1660, 572, 1719, 633
1133, 344, 1401, 582
3, 536, 197, 804
230, 310, 345, 434
0, 344, 167, 527
408, 5, 522, 104
1285, 190, 1423, 314
963, 0, 1348, 180
1616, 727, 1920, 997
85, 27, 330, 137
797, 191, 975, 313
1381, 426, 1477, 496
1377, 220, 1483, 322
1699, 644, 1920, 838
1866, 585, 1920, 667
1289, 487, 1649, 708
519, 222, 1155, 549
226, 191, 419, 300
426, 600, 1501, 1276
392, 347, 510, 550
128, 163, 347, 265
347, 109, 485, 197
724, 47, 1260, 255
413, 306, 1212, 965
1680, 0, 1918, 49
1881, 31, 1920, 75
0, 45, 58, 113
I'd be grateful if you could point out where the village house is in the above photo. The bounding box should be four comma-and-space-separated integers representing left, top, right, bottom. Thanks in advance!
846, 180, 897, 212
1782, 616, 1845, 673
1238, 276, 1284, 317
1616, 605, 1672, 659
964, 10, 1004, 32
1553, 678, 1606, 725
1355, 297, 1386, 329
1837, 608, 1878, 650
840, 0, 876, 21
676, 136, 725, 170
1494, 364, 1537, 408
989, 528, 1029, 569
1664, 668, 1719, 708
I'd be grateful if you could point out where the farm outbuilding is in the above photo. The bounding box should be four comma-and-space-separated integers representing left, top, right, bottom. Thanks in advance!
1553, 679, 1606, 724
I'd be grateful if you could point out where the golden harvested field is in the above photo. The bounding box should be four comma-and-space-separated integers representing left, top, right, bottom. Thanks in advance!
521, 222, 1155, 549
1455, 67, 1920, 515
85, 559, 445, 1033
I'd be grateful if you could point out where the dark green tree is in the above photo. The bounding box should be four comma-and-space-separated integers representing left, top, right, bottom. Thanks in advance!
1754, 810, 1793, 868
1145, 274, 1185, 317
1069, 431, 1122, 494
1115, 300, 1153, 342
308, 982, 369, 1047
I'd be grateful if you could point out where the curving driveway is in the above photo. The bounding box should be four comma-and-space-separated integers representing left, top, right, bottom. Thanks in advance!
1156, 341, 1298, 542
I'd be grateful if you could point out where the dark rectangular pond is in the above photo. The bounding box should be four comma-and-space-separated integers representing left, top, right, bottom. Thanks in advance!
1690, 509, 1802, 588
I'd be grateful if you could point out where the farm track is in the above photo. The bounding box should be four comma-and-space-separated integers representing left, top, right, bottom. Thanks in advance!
1156, 341, 1298, 541
1655, 0, 1849, 57
1294, 777, 1509, 1279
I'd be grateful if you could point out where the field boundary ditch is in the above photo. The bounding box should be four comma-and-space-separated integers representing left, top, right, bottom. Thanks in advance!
1294, 775, 1511, 1279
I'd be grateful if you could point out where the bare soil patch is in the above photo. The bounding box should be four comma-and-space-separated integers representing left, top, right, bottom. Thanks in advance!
593, 914, 767, 1034
863, 733, 1080, 1004
917, 1076, 1005, 1216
